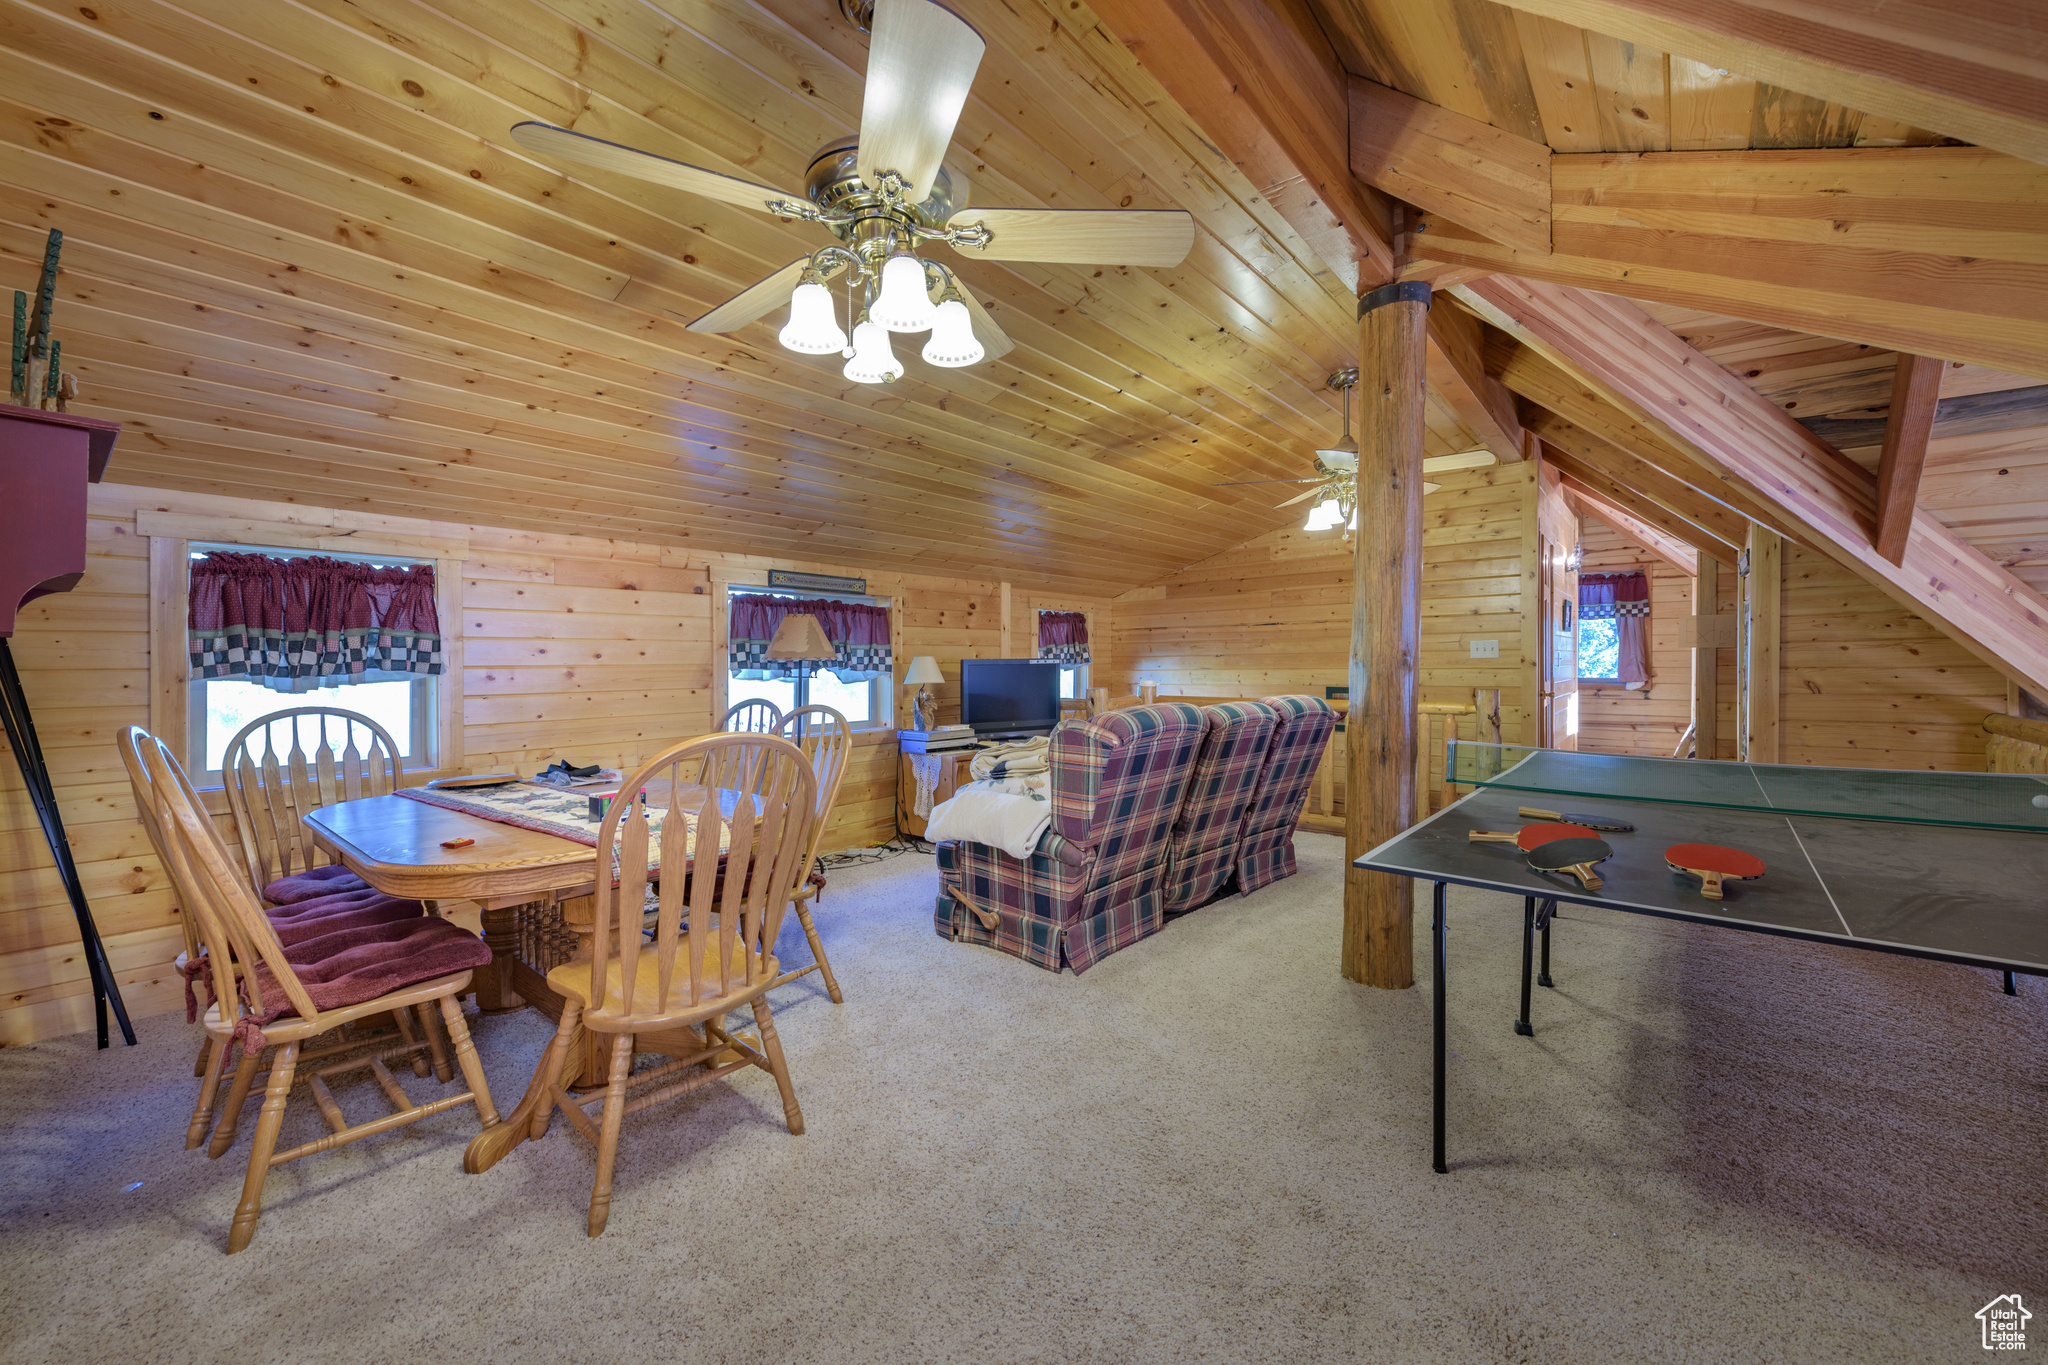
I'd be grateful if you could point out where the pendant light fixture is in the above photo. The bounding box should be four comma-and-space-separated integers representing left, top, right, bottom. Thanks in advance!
842, 311, 905, 384
870, 249, 939, 333
921, 278, 984, 368
778, 271, 848, 354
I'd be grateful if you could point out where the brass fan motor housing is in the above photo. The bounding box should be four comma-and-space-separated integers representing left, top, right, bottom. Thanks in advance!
803, 136, 969, 253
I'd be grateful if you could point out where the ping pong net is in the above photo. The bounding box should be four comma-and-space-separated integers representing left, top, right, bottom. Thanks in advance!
1446, 742, 2048, 834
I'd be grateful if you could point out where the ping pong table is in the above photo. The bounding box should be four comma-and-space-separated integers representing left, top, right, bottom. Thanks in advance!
1354, 744, 2048, 1174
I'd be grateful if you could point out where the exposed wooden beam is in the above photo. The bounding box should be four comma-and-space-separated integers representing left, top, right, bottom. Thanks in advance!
1090, 0, 1396, 291
1492, 338, 1804, 541
1693, 550, 1723, 761
1425, 302, 1525, 463
1459, 276, 2048, 700
1874, 354, 1944, 565
1546, 447, 1737, 567
1558, 474, 1700, 576
1489, 0, 2048, 165
1742, 523, 1782, 763
1344, 283, 1429, 992
1526, 409, 1750, 555
1348, 76, 1552, 255
1801, 384, 2048, 450
1408, 147, 2048, 381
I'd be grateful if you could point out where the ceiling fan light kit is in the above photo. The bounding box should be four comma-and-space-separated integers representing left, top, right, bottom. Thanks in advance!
506, 0, 1195, 386
921, 297, 984, 367
843, 315, 906, 384
778, 278, 849, 354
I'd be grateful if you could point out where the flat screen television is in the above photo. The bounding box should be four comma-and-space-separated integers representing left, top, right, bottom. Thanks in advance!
959, 658, 1063, 738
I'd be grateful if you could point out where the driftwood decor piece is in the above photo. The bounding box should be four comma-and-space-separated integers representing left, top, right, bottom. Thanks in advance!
9, 229, 77, 412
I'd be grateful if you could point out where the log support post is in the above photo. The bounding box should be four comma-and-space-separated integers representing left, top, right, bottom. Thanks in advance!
1343, 281, 1430, 988
1742, 524, 1782, 763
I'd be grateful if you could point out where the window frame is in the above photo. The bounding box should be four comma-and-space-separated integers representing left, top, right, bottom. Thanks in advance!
142, 514, 466, 792
719, 584, 895, 734
1575, 614, 1624, 686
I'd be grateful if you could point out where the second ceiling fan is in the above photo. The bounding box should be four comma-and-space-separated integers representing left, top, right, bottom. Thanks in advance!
511, 0, 1197, 383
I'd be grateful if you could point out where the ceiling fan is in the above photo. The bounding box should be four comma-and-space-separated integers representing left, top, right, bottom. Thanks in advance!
1215, 371, 1445, 538
509, 0, 1196, 383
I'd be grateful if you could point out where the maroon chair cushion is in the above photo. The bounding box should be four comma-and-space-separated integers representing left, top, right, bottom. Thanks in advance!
233, 917, 492, 1050
262, 864, 369, 904
271, 891, 426, 948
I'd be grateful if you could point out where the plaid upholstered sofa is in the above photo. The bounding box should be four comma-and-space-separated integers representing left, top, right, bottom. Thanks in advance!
1232, 695, 1339, 896
934, 703, 1208, 973
1159, 700, 1280, 915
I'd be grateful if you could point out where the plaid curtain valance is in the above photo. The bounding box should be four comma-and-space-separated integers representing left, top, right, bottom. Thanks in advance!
1579, 571, 1650, 620
188, 551, 443, 693
1037, 610, 1090, 665
729, 593, 892, 682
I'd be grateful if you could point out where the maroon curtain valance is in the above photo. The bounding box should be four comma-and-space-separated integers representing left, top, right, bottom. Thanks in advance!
728, 593, 892, 681
189, 551, 443, 693
1037, 610, 1089, 665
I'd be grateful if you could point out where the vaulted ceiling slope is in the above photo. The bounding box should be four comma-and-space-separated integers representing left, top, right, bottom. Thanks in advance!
0, 0, 1503, 597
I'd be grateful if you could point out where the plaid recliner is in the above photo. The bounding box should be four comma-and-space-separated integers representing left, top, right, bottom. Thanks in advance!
1160, 701, 1280, 914
934, 704, 1209, 973
1233, 695, 1339, 896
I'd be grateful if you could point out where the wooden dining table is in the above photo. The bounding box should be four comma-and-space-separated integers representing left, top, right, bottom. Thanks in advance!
302, 778, 761, 1171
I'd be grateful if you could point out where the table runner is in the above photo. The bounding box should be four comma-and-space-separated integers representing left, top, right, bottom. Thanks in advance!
396, 781, 733, 873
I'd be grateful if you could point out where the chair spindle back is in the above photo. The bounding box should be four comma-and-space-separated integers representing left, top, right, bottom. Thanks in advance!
776, 705, 851, 890
222, 707, 403, 893
587, 733, 817, 1024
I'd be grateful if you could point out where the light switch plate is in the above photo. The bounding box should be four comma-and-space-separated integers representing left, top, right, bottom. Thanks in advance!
1469, 639, 1500, 659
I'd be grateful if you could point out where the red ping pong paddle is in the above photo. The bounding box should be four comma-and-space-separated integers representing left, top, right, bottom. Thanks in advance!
1469, 822, 1600, 849
1526, 836, 1611, 891
1664, 843, 1765, 900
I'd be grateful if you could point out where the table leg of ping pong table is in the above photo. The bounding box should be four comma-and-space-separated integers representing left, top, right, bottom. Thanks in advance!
1538, 900, 1555, 988
1433, 880, 1448, 1175
2006, 970, 2019, 996
1517, 898, 1536, 1037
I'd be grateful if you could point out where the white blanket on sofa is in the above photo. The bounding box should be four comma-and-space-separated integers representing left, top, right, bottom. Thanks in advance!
923, 786, 1051, 859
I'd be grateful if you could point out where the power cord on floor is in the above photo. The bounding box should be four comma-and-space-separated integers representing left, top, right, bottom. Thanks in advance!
818, 833, 933, 870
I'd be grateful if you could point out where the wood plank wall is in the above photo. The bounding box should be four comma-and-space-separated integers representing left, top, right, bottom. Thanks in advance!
1778, 542, 2007, 769
0, 482, 1099, 1044
1575, 514, 1694, 757
1109, 465, 1537, 813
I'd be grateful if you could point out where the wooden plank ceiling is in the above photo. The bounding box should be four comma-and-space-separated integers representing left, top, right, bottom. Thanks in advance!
2, 0, 2043, 607
0, 0, 1494, 597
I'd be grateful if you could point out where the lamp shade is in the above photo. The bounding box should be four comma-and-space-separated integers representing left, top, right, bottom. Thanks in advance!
902, 655, 945, 685
764, 612, 835, 661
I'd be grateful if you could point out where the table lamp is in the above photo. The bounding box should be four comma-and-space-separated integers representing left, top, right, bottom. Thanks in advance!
903, 655, 944, 733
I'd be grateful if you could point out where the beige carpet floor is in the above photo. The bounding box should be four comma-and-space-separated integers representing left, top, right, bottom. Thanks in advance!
1, 834, 2043, 1363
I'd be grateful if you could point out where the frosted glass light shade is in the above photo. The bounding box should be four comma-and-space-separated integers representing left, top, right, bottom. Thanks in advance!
778, 280, 846, 354
870, 253, 938, 332
1303, 498, 1345, 531
921, 298, 984, 367
903, 654, 945, 685
843, 319, 905, 384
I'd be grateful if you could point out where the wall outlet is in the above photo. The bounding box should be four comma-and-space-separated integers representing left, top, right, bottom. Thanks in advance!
1469, 639, 1500, 659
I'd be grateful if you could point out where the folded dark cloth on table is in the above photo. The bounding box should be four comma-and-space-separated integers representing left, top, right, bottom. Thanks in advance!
263, 864, 370, 904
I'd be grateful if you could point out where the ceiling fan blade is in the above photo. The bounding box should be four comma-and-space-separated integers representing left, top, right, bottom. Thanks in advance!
1212, 478, 1319, 487
511, 122, 797, 214
1275, 486, 1330, 509
1422, 448, 1495, 474
949, 208, 1196, 266
859, 0, 985, 205
687, 258, 821, 334
953, 283, 1015, 362
1424, 481, 1443, 495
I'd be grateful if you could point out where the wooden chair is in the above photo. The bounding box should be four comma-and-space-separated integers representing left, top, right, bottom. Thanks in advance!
222, 705, 438, 1077
520, 732, 817, 1236
221, 705, 404, 897
773, 705, 852, 1002
139, 731, 498, 1253
719, 698, 783, 734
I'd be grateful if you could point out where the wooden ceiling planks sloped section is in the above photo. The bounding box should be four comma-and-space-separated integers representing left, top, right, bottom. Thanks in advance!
0, 0, 1483, 594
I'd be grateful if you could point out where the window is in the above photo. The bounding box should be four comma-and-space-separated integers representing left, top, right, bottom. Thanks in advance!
1577, 618, 1621, 682
184, 544, 442, 781
1037, 609, 1090, 699
726, 589, 892, 730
